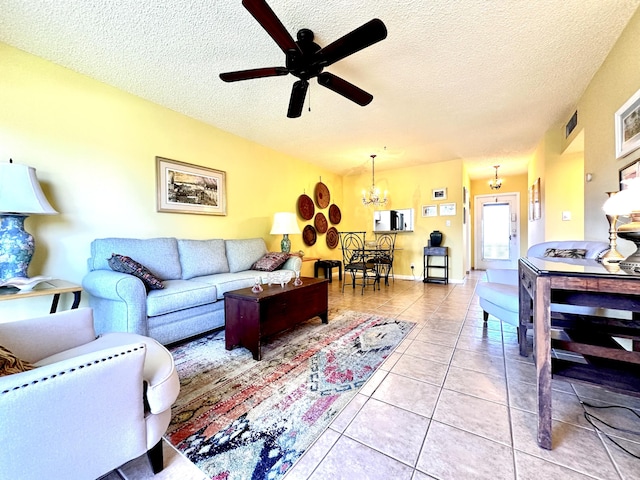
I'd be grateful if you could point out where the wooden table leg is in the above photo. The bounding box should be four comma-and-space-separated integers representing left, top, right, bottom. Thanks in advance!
535, 275, 553, 450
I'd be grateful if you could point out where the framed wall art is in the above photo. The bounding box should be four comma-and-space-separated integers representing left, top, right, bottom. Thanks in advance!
439, 202, 456, 216
615, 87, 640, 159
432, 188, 447, 200
619, 159, 640, 190
156, 156, 227, 215
422, 205, 437, 217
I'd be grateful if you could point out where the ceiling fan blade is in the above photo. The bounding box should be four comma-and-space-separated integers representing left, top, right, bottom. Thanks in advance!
220, 67, 289, 82
317, 72, 373, 106
287, 80, 308, 118
316, 18, 387, 67
242, 0, 299, 54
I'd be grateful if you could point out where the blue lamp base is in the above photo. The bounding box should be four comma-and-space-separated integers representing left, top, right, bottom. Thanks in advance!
281, 234, 291, 253
0, 215, 35, 281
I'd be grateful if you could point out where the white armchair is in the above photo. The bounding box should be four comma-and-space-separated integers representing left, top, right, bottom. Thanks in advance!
0, 308, 180, 480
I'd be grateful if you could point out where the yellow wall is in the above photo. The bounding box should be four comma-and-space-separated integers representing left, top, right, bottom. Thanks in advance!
342, 159, 466, 281
0, 43, 343, 317
546, 150, 585, 239
568, 7, 640, 250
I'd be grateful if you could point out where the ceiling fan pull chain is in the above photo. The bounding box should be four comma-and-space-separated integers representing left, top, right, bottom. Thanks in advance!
308, 84, 312, 112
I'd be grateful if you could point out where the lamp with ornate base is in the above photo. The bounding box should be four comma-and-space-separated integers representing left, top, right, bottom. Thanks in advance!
602, 179, 640, 272
0, 160, 58, 281
270, 212, 301, 253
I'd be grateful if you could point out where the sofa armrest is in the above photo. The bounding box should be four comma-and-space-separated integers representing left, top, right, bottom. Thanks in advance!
82, 269, 147, 302
0, 343, 148, 480
485, 269, 519, 285
0, 308, 96, 363
282, 255, 302, 273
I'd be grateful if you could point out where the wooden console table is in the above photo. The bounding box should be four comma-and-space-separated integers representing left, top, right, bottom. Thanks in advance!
224, 277, 329, 360
0, 279, 82, 313
518, 257, 640, 450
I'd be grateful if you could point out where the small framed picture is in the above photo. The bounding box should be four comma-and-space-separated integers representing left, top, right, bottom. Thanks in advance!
615, 87, 640, 159
422, 205, 437, 217
432, 188, 447, 200
440, 203, 456, 216
619, 159, 640, 189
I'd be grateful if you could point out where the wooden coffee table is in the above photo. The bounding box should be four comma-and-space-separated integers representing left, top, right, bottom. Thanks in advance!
224, 277, 329, 360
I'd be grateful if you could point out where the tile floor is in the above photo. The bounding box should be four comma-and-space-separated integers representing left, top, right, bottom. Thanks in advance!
104, 272, 640, 480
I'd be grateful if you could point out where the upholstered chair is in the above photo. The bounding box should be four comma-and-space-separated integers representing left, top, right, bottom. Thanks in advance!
0, 308, 180, 480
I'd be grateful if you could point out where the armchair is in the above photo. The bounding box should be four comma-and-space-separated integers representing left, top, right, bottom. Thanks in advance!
0, 308, 180, 480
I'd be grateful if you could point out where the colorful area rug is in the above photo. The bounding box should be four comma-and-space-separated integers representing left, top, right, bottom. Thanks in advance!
165, 310, 414, 480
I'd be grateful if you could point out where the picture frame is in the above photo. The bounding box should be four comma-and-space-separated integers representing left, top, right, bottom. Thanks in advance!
532, 177, 541, 220
615, 87, 640, 159
432, 188, 447, 200
619, 159, 640, 190
422, 205, 437, 217
439, 202, 456, 216
156, 156, 227, 215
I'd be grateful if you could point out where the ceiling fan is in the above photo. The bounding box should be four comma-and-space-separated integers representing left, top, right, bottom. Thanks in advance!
219, 0, 387, 118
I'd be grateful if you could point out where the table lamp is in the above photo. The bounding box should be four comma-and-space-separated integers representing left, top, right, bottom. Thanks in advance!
0, 160, 58, 281
603, 178, 640, 268
270, 212, 301, 253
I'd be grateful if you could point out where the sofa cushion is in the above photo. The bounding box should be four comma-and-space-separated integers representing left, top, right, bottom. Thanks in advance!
146, 280, 218, 317
476, 282, 519, 314
225, 238, 268, 273
178, 239, 230, 279
0, 345, 36, 377
89, 237, 182, 280
108, 254, 165, 290
251, 252, 289, 272
194, 272, 259, 299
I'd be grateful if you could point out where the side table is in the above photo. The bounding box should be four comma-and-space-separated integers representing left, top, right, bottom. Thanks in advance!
423, 246, 449, 284
0, 279, 82, 313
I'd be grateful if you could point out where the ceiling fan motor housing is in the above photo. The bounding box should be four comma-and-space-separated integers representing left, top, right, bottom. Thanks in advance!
286, 29, 323, 80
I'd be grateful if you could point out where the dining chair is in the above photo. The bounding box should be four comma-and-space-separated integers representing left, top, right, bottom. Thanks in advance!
372, 232, 397, 286
338, 231, 378, 294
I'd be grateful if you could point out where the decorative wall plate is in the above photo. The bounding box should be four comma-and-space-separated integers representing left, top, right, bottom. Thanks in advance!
328, 204, 341, 224
315, 182, 330, 208
297, 194, 315, 220
303, 225, 317, 246
314, 212, 328, 234
326, 227, 339, 249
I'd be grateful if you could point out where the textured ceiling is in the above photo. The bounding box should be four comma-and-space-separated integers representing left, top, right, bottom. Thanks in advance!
1, 0, 638, 178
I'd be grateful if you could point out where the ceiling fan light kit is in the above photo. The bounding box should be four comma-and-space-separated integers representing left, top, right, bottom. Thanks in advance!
220, 0, 387, 118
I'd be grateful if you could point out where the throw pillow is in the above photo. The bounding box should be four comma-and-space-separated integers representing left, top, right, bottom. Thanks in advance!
543, 248, 587, 259
0, 345, 36, 377
251, 252, 290, 272
107, 253, 165, 290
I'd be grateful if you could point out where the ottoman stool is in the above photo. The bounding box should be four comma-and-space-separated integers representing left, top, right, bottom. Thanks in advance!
314, 259, 342, 283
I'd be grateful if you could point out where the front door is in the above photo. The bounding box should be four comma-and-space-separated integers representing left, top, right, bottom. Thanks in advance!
474, 193, 520, 270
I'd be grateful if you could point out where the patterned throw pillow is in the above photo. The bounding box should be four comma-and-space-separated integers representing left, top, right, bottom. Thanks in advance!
0, 345, 36, 377
107, 253, 165, 290
543, 248, 587, 259
251, 252, 290, 272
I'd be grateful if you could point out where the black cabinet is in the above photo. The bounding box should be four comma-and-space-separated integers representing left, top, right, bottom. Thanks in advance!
423, 246, 448, 284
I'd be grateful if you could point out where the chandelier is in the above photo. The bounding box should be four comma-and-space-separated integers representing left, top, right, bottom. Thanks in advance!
489, 165, 503, 190
362, 154, 388, 207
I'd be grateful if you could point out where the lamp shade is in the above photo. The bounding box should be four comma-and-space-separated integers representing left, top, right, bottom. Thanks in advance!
270, 212, 301, 235
0, 162, 58, 215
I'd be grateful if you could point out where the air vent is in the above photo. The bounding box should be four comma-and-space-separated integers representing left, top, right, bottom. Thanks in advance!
565, 111, 578, 138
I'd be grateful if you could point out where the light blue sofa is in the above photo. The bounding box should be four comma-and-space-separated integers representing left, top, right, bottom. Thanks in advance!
82, 237, 301, 345
476, 240, 610, 328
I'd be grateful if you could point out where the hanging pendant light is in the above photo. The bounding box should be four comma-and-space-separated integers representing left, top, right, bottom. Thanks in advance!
489, 165, 503, 190
362, 154, 388, 207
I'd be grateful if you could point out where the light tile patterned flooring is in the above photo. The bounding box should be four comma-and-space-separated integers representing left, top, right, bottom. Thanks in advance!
107, 272, 640, 480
